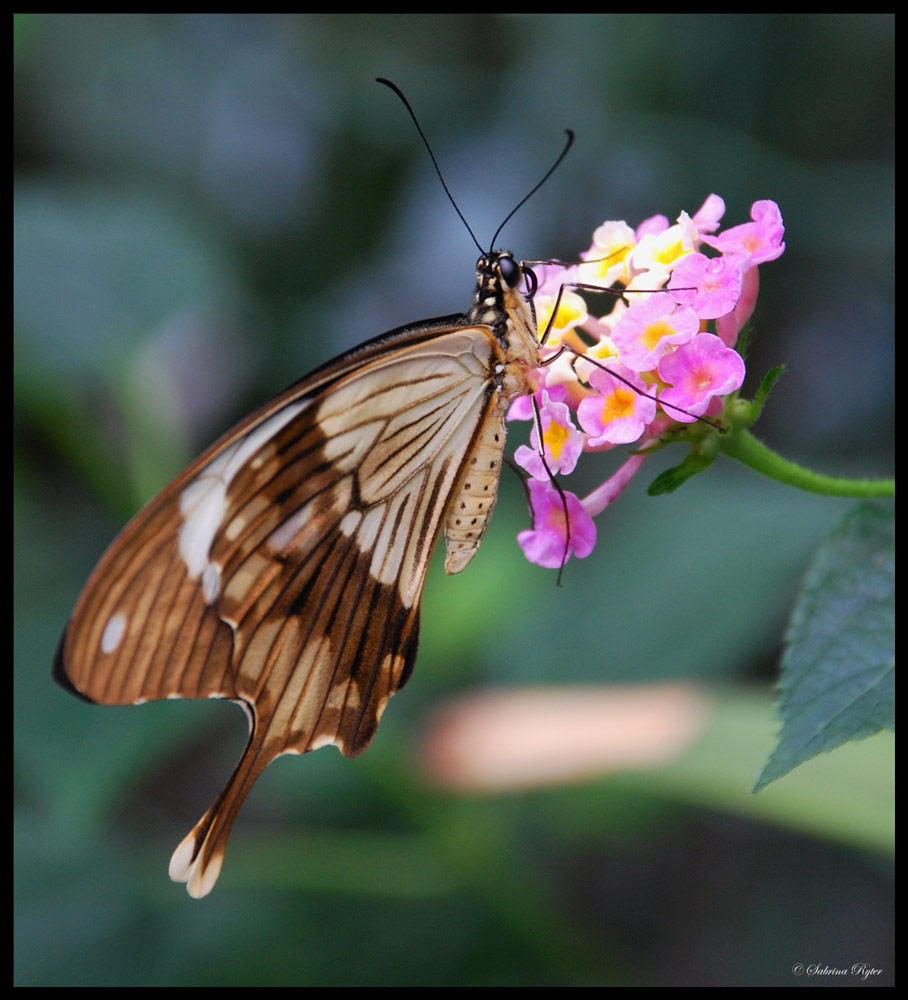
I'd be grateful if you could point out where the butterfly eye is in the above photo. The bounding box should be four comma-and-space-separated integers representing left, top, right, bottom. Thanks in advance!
498, 255, 522, 289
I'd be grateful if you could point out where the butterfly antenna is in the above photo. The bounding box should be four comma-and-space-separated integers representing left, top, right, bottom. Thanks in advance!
489, 129, 574, 250
377, 78, 483, 254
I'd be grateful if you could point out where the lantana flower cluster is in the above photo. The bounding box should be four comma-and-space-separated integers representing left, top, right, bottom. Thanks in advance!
511, 195, 785, 568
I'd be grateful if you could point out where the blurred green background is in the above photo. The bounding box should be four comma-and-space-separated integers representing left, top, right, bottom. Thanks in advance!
15, 14, 893, 987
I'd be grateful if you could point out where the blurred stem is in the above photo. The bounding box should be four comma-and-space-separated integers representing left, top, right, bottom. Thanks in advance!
719, 430, 895, 498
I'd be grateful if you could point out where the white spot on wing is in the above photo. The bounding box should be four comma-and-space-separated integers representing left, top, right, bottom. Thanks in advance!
202, 563, 221, 603
178, 401, 308, 579
267, 505, 311, 551
101, 611, 127, 654
339, 511, 361, 537
179, 486, 225, 577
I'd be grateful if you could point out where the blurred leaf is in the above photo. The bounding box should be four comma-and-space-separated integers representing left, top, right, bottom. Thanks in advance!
754, 503, 894, 791
634, 689, 894, 854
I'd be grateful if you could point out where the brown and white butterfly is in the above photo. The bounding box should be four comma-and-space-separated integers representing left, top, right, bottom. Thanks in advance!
54, 247, 544, 898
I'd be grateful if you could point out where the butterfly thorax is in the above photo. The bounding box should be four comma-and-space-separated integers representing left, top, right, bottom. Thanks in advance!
441, 251, 540, 576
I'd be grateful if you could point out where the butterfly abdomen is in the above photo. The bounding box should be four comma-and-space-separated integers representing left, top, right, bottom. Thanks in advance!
443, 407, 507, 574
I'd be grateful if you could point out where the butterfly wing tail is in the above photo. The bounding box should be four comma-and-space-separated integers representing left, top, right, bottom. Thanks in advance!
168, 701, 273, 898
169, 809, 229, 899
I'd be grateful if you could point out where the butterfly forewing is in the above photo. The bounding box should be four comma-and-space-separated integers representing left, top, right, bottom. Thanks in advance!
56, 256, 539, 896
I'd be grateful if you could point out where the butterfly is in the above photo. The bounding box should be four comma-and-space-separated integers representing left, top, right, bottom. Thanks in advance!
52, 75, 582, 897
53, 242, 546, 898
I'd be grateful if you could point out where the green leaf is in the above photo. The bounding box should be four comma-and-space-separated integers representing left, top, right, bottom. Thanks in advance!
754, 503, 894, 791
753, 364, 786, 414
646, 448, 715, 495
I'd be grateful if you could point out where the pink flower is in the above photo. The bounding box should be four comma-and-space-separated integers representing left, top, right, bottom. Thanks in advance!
692, 193, 726, 235
635, 214, 670, 240
514, 392, 585, 480
517, 479, 596, 569
702, 199, 785, 264
506, 196, 783, 571
667, 251, 746, 320
577, 365, 658, 445
610, 293, 700, 372
657, 334, 746, 421
579, 222, 636, 287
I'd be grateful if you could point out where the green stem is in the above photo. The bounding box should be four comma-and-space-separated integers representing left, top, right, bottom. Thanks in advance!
718, 430, 895, 498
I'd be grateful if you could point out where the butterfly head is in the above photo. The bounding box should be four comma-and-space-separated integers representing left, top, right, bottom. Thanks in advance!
470, 251, 537, 338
